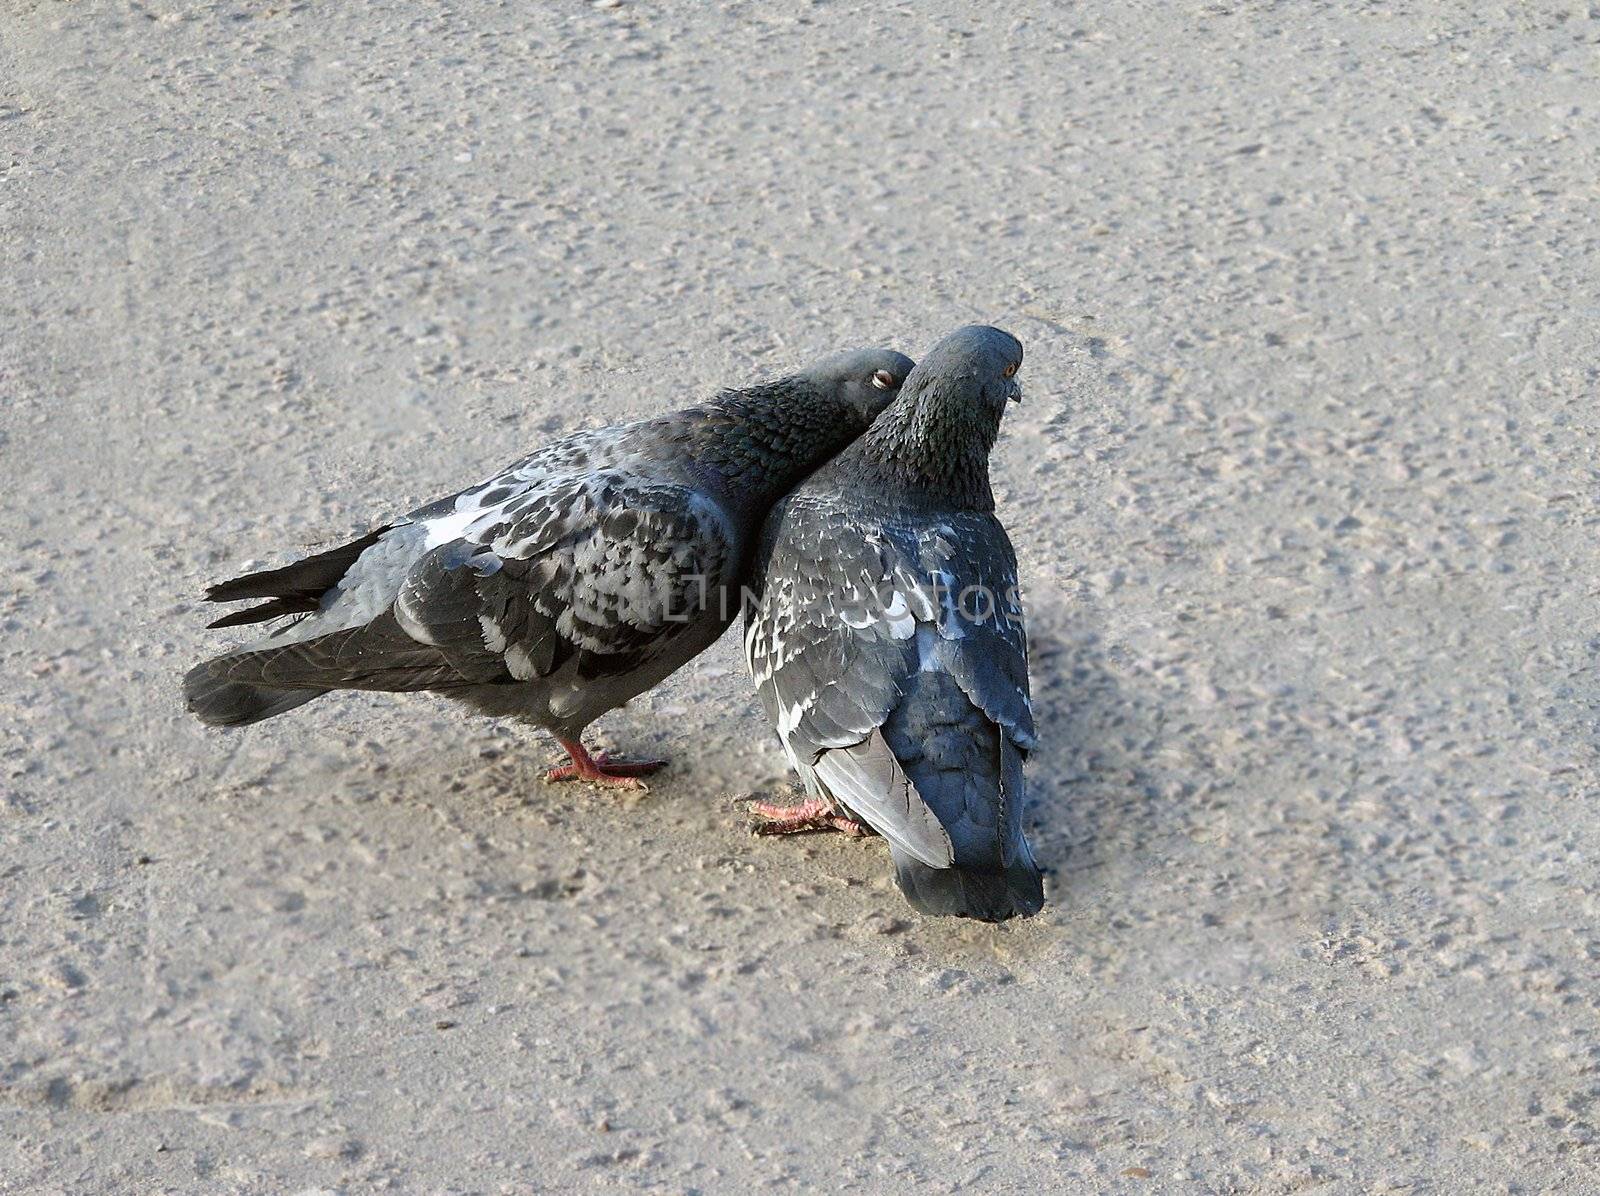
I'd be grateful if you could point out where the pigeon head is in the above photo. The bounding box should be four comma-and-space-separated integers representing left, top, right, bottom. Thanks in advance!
798, 347, 917, 424
904, 323, 1024, 414
858, 325, 1024, 511
674, 346, 915, 506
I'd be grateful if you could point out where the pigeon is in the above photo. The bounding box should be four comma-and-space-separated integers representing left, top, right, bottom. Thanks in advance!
742, 325, 1043, 920
185, 347, 915, 787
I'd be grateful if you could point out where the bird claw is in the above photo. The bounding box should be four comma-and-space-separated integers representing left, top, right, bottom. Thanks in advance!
543, 764, 647, 790
546, 742, 667, 790
745, 796, 871, 839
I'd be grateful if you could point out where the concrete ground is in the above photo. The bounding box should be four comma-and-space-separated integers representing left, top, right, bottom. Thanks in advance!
3, 2, 1597, 1192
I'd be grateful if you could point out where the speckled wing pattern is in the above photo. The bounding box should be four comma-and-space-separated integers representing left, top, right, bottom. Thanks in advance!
211, 428, 735, 695
744, 492, 1036, 878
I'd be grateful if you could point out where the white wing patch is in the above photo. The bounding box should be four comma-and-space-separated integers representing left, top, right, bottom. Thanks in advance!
423, 499, 502, 549
504, 643, 537, 681
883, 591, 917, 639
777, 691, 816, 739
478, 615, 508, 654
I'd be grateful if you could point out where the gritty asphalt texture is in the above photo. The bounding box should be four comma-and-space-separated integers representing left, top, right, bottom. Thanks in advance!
4, 3, 1598, 1192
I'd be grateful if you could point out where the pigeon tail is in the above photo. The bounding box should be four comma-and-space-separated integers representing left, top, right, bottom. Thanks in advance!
890, 847, 1044, 923
184, 657, 321, 727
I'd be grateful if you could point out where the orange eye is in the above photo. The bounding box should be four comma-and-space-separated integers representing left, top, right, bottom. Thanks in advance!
871, 369, 898, 390
1002, 363, 1018, 379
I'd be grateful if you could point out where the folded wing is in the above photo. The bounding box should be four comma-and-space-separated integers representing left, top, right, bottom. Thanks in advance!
195, 454, 734, 703
745, 499, 1041, 919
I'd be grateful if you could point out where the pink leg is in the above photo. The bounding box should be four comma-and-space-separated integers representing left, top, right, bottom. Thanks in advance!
746, 796, 870, 838
544, 739, 668, 789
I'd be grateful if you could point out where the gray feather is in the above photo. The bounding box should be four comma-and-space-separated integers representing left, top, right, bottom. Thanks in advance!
183, 661, 321, 728
187, 348, 915, 747
745, 326, 1043, 921
812, 731, 953, 868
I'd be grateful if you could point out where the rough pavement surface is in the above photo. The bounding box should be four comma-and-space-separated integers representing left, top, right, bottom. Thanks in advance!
3, 3, 1597, 1192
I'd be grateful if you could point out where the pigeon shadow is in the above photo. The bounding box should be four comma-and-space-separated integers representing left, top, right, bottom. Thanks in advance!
1022, 596, 1174, 901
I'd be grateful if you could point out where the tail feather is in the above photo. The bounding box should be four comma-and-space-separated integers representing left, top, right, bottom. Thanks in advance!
187, 525, 408, 726
184, 658, 321, 728
206, 599, 313, 630
890, 848, 1044, 922
202, 526, 392, 626
886, 735, 1043, 921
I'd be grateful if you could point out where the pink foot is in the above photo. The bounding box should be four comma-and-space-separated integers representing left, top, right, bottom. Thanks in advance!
545, 739, 668, 790
745, 796, 870, 838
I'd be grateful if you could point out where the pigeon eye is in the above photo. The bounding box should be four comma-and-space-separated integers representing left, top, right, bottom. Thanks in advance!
1002, 363, 1018, 379
871, 369, 898, 390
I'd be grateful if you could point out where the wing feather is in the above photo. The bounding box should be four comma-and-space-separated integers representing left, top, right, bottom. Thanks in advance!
207, 440, 735, 695
812, 732, 954, 868
747, 496, 1037, 889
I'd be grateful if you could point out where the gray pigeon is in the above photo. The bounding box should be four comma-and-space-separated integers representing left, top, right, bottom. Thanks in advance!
185, 347, 915, 786
742, 326, 1043, 920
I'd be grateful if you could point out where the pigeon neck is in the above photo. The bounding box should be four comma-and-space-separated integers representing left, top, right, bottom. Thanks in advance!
685, 381, 862, 504
858, 387, 997, 512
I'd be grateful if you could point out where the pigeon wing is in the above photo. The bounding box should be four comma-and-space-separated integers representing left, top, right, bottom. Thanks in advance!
745, 498, 951, 866
747, 506, 1035, 874
397, 470, 736, 685
211, 464, 734, 694
915, 513, 1036, 752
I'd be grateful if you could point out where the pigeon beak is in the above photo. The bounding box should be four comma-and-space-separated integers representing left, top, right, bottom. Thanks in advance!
1006, 379, 1023, 405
